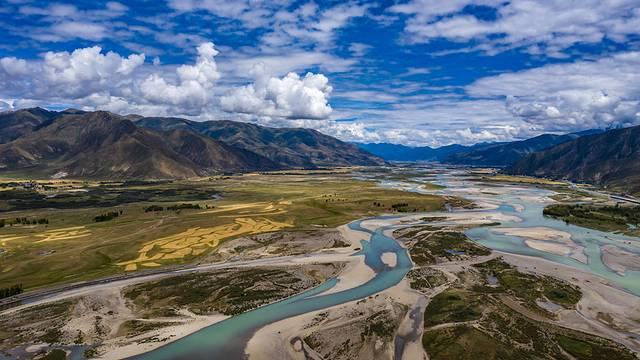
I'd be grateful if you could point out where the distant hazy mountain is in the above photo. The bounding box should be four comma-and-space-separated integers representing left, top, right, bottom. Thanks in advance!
355, 142, 485, 162
136, 117, 385, 168
358, 130, 603, 166
443, 131, 603, 166
506, 126, 640, 195
0, 109, 383, 179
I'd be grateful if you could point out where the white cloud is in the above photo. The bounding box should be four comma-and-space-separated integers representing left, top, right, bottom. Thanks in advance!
222, 51, 355, 78
0, 44, 216, 115
15, 2, 129, 42
0, 42, 336, 121
390, 0, 640, 56
467, 51, 640, 131
0, 57, 28, 75
19, 3, 79, 17
348, 42, 372, 57
168, 0, 367, 51
167, 0, 293, 29
37, 46, 145, 98
0, 100, 12, 112
139, 42, 220, 110
326, 98, 530, 146
221, 65, 333, 119
49, 21, 108, 41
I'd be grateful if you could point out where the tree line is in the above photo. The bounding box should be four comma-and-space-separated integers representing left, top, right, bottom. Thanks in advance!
94, 210, 123, 222
144, 203, 210, 212
0, 284, 23, 299
0, 217, 49, 227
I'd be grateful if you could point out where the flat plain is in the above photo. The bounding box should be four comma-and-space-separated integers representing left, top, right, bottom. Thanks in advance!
0, 170, 444, 290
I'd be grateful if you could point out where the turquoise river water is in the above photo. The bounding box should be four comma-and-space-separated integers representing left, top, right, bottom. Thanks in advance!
130, 218, 412, 359
131, 168, 640, 359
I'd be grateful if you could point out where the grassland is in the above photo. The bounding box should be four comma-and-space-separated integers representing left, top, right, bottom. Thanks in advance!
406, 267, 448, 291
481, 174, 566, 186
544, 203, 640, 235
473, 258, 582, 314
421, 258, 635, 360
123, 266, 337, 316
0, 265, 337, 358
396, 225, 491, 266
0, 172, 443, 290
424, 289, 487, 326
423, 312, 637, 360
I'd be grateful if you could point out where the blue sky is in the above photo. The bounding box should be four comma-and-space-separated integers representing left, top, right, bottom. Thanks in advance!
1, 0, 639, 146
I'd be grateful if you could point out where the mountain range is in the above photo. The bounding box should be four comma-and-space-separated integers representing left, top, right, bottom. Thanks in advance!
355, 142, 482, 162
0, 108, 384, 179
444, 129, 604, 166
506, 125, 640, 195
135, 117, 382, 168
357, 129, 603, 166
2, 108, 637, 194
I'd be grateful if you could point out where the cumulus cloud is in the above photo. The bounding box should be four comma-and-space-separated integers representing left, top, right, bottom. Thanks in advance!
221, 65, 333, 119
139, 42, 220, 110
390, 0, 640, 56
0, 42, 335, 121
326, 98, 530, 146
0, 43, 218, 115
39, 47, 145, 97
467, 51, 640, 131
0, 57, 29, 76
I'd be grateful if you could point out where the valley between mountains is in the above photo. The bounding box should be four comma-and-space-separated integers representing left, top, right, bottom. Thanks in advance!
1, 164, 638, 360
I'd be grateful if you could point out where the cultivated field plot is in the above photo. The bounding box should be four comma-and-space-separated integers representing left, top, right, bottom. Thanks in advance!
0, 171, 443, 290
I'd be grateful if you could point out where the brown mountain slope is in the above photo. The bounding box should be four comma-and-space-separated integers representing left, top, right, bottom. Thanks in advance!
0, 107, 59, 143
0, 111, 279, 179
506, 126, 640, 195
164, 129, 279, 172
135, 117, 385, 168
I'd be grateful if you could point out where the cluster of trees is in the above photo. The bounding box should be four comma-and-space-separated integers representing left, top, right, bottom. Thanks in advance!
94, 210, 123, 222
601, 205, 640, 224
391, 202, 409, 209
0, 283, 23, 299
144, 205, 164, 212
0, 217, 49, 227
167, 203, 202, 211
145, 203, 209, 212
372, 202, 385, 207
544, 204, 640, 225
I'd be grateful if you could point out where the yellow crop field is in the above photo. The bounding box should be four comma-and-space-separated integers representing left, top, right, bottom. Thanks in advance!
117, 217, 293, 271
0, 171, 443, 289
34, 226, 91, 243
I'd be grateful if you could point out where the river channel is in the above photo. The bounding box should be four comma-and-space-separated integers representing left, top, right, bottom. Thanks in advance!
133, 167, 640, 359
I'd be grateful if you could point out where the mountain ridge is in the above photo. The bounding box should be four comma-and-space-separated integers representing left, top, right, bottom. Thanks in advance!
136, 117, 384, 168
505, 125, 640, 195
357, 129, 604, 166
0, 109, 383, 179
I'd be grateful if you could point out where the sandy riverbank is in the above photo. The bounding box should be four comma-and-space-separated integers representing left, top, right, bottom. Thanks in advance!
492, 226, 587, 262
499, 251, 640, 352
244, 278, 427, 360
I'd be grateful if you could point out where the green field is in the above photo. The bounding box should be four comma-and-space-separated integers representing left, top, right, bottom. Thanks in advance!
422, 258, 635, 360
397, 225, 491, 266
544, 203, 640, 235
0, 172, 444, 290
423, 289, 486, 326
473, 258, 582, 314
